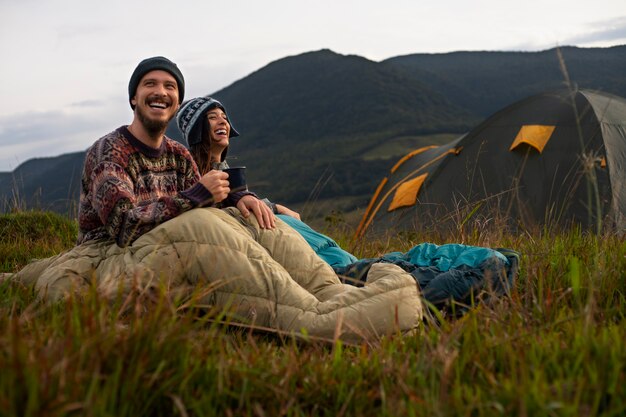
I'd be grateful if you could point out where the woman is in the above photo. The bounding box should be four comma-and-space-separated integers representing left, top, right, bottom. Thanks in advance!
176, 96, 300, 229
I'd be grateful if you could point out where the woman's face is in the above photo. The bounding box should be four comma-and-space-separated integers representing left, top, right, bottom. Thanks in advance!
206, 107, 231, 149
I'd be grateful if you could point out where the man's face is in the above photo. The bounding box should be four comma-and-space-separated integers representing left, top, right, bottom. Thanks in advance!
131, 70, 179, 134
206, 107, 231, 149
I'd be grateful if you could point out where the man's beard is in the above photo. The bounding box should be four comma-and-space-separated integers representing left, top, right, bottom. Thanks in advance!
136, 105, 171, 138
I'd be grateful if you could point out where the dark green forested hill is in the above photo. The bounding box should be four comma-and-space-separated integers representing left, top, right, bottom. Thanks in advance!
0, 152, 84, 214
167, 49, 477, 204
383, 45, 626, 117
4, 46, 626, 216
211, 49, 475, 142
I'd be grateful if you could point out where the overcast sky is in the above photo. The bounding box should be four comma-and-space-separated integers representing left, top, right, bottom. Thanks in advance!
1, 0, 625, 172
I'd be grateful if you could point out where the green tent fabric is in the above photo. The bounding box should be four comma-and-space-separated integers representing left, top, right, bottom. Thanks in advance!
358, 89, 626, 235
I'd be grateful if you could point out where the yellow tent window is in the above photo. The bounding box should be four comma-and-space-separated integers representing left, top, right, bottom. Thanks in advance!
510, 125, 556, 153
600, 156, 606, 168
388, 173, 428, 211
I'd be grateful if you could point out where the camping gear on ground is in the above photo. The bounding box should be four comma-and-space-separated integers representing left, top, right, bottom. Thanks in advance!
357, 89, 626, 236
279, 215, 519, 315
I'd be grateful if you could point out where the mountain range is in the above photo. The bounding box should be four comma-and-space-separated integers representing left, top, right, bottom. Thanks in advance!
2, 45, 626, 220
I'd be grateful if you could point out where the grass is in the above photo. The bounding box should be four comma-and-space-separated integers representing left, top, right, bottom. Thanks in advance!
1, 210, 625, 416
0, 211, 78, 273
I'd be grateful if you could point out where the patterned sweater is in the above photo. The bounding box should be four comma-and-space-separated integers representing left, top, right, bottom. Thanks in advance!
77, 126, 212, 247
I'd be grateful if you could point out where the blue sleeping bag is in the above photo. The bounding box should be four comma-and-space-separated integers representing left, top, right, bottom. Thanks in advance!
278, 215, 358, 267
278, 215, 519, 313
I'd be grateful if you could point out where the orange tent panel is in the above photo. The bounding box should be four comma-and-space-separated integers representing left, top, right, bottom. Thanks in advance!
388, 173, 428, 211
510, 125, 556, 153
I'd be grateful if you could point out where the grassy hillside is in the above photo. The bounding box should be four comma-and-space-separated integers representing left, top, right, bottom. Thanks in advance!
1, 211, 625, 416
0, 211, 78, 272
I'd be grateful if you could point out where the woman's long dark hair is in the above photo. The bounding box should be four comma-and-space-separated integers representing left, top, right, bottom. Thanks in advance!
190, 118, 212, 175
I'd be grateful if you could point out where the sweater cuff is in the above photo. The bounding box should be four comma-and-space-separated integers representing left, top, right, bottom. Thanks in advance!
180, 183, 213, 206
224, 190, 258, 207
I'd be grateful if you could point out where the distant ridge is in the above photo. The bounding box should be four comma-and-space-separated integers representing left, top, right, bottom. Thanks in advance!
383, 45, 626, 116
0, 152, 84, 214
4, 45, 626, 217
210, 49, 475, 142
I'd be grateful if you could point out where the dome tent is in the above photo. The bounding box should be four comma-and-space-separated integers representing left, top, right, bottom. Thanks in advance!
357, 89, 625, 236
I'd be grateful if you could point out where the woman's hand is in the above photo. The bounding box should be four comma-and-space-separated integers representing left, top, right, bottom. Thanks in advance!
237, 195, 276, 229
198, 170, 230, 203
276, 204, 301, 221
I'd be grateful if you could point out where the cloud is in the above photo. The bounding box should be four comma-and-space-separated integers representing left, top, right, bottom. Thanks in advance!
500, 15, 626, 52
565, 16, 626, 45
0, 111, 94, 145
68, 99, 106, 108
0, 100, 129, 171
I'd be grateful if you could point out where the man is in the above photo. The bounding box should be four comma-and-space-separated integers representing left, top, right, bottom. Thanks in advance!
10, 56, 422, 342
78, 56, 274, 247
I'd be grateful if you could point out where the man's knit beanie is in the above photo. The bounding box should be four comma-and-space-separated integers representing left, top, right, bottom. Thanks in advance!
176, 96, 240, 147
128, 56, 185, 110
